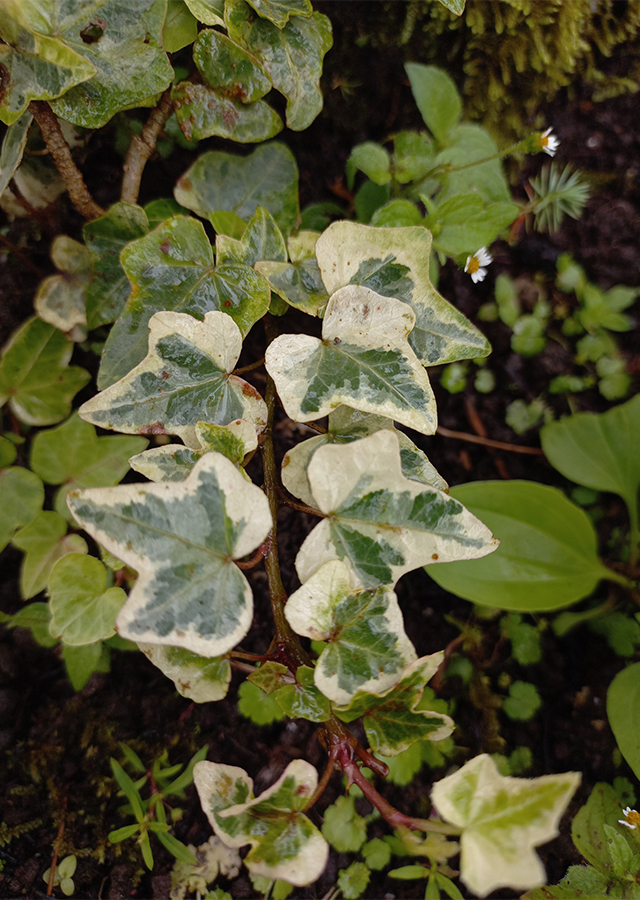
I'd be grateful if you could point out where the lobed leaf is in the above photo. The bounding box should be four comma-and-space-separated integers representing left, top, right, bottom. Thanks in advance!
255, 229, 328, 315
216, 206, 287, 267
48, 553, 127, 645
0, 466, 44, 552
12, 510, 87, 599
33, 236, 92, 333
138, 643, 232, 703
274, 665, 331, 722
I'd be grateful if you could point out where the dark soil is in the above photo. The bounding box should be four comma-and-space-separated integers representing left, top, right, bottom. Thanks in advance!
1, 4, 640, 898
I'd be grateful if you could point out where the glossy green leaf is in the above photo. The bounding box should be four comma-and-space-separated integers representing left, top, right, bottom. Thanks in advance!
62, 641, 110, 690
83, 201, 150, 329
138, 643, 232, 702
0, 317, 90, 426
163, 0, 198, 52
0, 466, 44, 552
295, 430, 497, 589
427, 481, 617, 611
433, 124, 511, 205
172, 81, 283, 143
405, 64, 461, 145
607, 663, 640, 782
431, 754, 580, 897
426, 194, 519, 257
98, 216, 270, 387
245, 0, 312, 27
30, 413, 148, 520
0, 110, 32, 198
82, 311, 267, 447
194, 29, 271, 102
334, 654, 453, 756
281, 406, 447, 509
274, 665, 331, 722
266, 287, 438, 434
34, 236, 92, 333
48, 553, 127, 645
0, 436, 17, 468
174, 143, 299, 237
226, 0, 332, 131
315, 222, 490, 365
194, 759, 329, 885
67, 453, 272, 656
285, 560, 417, 705
217, 206, 287, 267
184, 0, 225, 26
47, 0, 174, 129
247, 660, 288, 693
12, 511, 87, 599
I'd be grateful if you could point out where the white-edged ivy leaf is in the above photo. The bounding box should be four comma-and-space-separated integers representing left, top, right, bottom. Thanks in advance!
295, 430, 497, 589
334, 654, 453, 756
607, 663, 640, 783
0, 110, 32, 197
30, 413, 148, 520
163, 0, 198, 52
138, 643, 231, 702
47, 0, 174, 129
82, 311, 267, 447
67, 453, 272, 657
98, 216, 270, 388
194, 759, 329, 886
130, 420, 257, 482
0, 466, 44, 552
34, 235, 92, 333
174, 143, 299, 238
315, 222, 490, 365
426, 481, 616, 612
274, 665, 331, 722
433, 124, 511, 205
245, 0, 312, 27
266, 287, 438, 434
226, 0, 332, 132
426, 194, 519, 258
256, 228, 328, 315
282, 406, 447, 509
12, 511, 87, 599
48, 553, 127, 645
216, 206, 287, 267
172, 81, 283, 143
285, 560, 417, 705
83, 201, 150, 329
431, 754, 580, 897
193, 28, 271, 102
184, 0, 225, 26
0, 317, 90, 426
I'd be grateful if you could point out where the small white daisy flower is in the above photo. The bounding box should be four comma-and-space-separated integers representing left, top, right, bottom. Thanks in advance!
619, 806, 640, 829
464, 247, 492, 284
539, 127, 559, 157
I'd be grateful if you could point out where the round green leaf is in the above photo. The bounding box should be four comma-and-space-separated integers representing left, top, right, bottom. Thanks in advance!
48, 553, 127, 645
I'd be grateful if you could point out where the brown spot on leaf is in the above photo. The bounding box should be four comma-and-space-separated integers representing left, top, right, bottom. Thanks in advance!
139, 422, 167, 435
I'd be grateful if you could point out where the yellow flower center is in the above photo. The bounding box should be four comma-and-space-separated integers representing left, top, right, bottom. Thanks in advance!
467, 256, 480, 274
627, 810, 640, 827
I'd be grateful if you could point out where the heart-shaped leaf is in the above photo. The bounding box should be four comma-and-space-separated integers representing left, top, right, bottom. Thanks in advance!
138, 643, 232, 703
34, 236, 92, 333
0, 466, 44, 552
48, 553, 127, 645
67, 453, 272, 656
12, 510, 87, 599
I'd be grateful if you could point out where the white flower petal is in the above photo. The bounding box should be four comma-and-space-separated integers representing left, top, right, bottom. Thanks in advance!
471, 267, 487, 284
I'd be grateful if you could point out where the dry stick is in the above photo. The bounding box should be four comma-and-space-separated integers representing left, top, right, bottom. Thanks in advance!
121, 89, 174, 205
28, 101, 104, 220
436, 424, 544, 455
464, 396, 510, 479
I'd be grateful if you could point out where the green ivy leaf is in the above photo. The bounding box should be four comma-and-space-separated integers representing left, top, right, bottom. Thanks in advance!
67, 453, 272, 657
0, 466, 44, 552
163, 0, 198, 52
431, 754, 580, 897
426, 194, 518, 257
62, 640, 110, 690
183, 0, 225, 26
138, 643, 232, 703
12, 511, 87, 599
172, 81, 283, 143
247, 660, 288, 694
216, 206, 287, 267
30, 413, 148, 520
175, 144, 299, 241
285, 560, 417, 705
607, 663, 640, 783
427, 481, 617, 611
0, 110, 33, 198
48, 553, 127, 645
274, 665, 331, 722
194, 759, 329, 885
82, 311, 267, 447
0, 317, 90, 426
405, 64, 461, 145
315, 222, 490, 366
83, 201, 150, 329
255, 230, 327, 316
34, 236, 92, 334
294, 430, 497, 590
245, 0, 312, 27
0, 602, 57, 647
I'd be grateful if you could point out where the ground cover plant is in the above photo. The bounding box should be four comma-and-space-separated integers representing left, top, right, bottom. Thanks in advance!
0, 1, 639, 898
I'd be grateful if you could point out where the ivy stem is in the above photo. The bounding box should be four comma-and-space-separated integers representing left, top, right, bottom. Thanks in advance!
277, 488, 326, 517
233, 356, 265, 375
436, 425, 544, 455
236, 541, 270, 570
304, 744, 339, 812
28, 101, 104, 220
121, 88, 174, 205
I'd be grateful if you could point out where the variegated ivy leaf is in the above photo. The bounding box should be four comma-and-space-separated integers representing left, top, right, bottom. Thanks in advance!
48, 553, 127, 646
431, 754, 581, 897
12, 510, 87, 600
172, 81, 283, 144
334, 654, 453, 756
216, 206, 287, 267
274, 665, 331, 722
295, 430, 497, 588
34, 235, 91, 334
129, 420, 258, 483
0, 466, 44, 553
245, 0, 313, 28
193, 29, 271, 102
256, 230, 327, 316
266, 287, 437, 434
0, 110, 32, 199
282, 406, 447, 508
67, 453, 272, 657
285, 560, 417, 705
184, 0, 225, 27
98, 216, 270, 389
81, 311, 267, 448
315, 222, 490, 366
138, 643, 231, 703
194, 759, 329, 885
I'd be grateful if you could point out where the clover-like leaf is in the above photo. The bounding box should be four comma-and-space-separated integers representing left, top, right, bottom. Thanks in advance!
12, 511, 87, 599
67, 453, 272, 657
99, 216, 270, 388
315, 222, 490, 366
30, 413, 148, 520
216, 206, 287, 267
0, 466, 44, 552
285, 561, 417, 705
34, 236, 92, 334
295, 430, 497, 589
82, 311, 267, 448
172, 82, 283, 143
194, 759, 329, 885
0, 317, 90, 426
431, 754, 580, 897
0, 110, 32, 198
138, 643, 232, 703
266, 287, 438, 434
83, 201, 150, 329
282, 406, 447, 508
334, 654, 453, 755
48, 553, 127, 646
